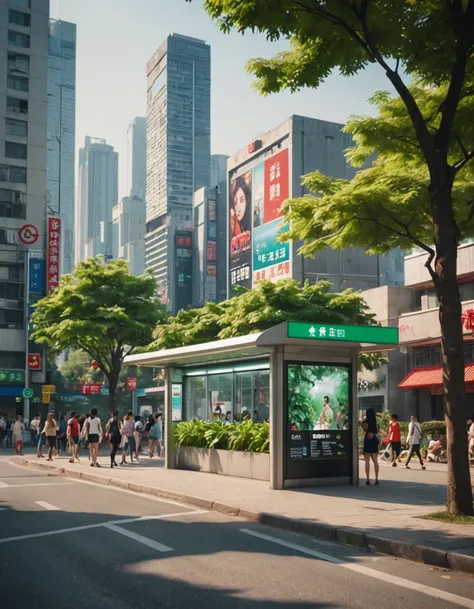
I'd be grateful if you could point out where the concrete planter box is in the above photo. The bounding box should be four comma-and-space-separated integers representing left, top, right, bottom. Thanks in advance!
176, 446, 270, 481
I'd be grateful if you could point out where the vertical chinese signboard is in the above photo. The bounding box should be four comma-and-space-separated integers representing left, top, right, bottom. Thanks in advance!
228, 143, 292, 294
175, 232, 193, 313
47, 217, 61, 292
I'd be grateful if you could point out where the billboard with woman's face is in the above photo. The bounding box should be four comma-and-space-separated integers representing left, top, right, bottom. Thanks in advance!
229, 171, 252, 290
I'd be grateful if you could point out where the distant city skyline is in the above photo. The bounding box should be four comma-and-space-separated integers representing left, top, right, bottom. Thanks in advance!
50, 0, 393, 200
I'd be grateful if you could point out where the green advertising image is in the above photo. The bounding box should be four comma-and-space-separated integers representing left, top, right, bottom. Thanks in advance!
288, 364, 350, 431
253, 219, 290, 271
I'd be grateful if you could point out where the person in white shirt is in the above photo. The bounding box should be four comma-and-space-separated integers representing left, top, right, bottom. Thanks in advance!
405, 415, 426, 470
13, 415, 25, 455
30, 413, 41, 444
85, 408, 103, 468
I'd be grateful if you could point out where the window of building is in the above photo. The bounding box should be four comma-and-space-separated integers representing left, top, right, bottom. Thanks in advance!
5, 142, 27, 160
9, 9, 31, 26
7, 52, 29, 74
185, 375, 208, 420
6, 96, 28, 115
6, 118, 27, 137
0, 188, 25, 220
7, 74, 28, 92
8, 30, 30, 48
460, 282, 474, 302
0, 164, 27, 184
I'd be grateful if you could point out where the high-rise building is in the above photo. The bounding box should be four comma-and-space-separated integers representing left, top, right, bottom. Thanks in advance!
47, 18, 76, 275
112, 195, 146, 276
0, 0, 50, 414
75, 136, 118, 264
192, 154, 228, 306
227, 115, 404, 296
145, 33, 211, 313
126, 116, 146, 200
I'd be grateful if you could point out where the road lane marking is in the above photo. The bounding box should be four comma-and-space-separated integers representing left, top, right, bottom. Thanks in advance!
0, 481, 8, 488
0, 510, 207, 545
240, 529, 474, 609
104, 523, 173, 552
35, 501, 61, 511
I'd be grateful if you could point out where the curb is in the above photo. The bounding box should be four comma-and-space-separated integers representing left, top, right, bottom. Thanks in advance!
10, 457, 474, 576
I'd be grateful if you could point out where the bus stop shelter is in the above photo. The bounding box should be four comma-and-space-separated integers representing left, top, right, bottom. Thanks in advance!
126, 321, 398, 489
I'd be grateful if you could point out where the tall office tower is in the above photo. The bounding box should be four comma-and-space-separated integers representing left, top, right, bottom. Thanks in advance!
47, 18, 76, 275
0, 0, 50, 413
145, 33, 211, 314
75, 136, 118, 264
126, 116, 146, 200
112, 195, 146, 276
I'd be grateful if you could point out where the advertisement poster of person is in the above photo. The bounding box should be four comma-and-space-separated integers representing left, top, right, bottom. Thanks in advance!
229, 171, 252, 290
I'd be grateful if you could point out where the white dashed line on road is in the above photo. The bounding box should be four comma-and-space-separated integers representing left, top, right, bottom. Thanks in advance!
240, 528, 474, 609
35, 501, 61, 511
104, 522, 173, 552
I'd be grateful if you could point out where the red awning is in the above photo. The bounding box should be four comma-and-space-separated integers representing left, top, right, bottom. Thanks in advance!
398, 364, 474, 389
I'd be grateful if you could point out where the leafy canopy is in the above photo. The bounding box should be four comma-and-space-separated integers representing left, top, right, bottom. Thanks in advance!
280, 83, 474, 258
32, 258, 167, 381
148, 279, 386, 371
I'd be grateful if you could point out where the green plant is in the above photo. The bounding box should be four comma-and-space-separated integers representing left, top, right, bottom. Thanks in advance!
204, 421, 232, 450
421, 421, 447, 439
174, 420, 208, 448
174, 419, 270, 453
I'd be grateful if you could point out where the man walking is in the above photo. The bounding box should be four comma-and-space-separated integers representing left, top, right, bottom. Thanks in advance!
67, 412, 80, 463
389, 413, 401, 467
30, 413, 41, 448
405, 415, 426, 470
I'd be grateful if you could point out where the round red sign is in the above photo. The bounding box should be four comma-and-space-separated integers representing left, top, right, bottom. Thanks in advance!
18, 224, 39, 245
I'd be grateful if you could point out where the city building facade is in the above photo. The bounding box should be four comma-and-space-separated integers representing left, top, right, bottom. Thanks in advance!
192, 153, 228, 306
0, 0, 50, 413
126, 116, 146, 200
145, 33, 210, 314
227, 115, 404, 297
47, 18, 75, 275
75, 136, 118, 264
112, 195, 146, 276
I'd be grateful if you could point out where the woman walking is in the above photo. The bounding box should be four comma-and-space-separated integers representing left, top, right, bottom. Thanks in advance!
42, 413, 57, 461
121, 411, 135, 464
134, 415, 144, 462
67, 412, 81, 463
12, 415, 24, 455
106, 411, 121, 468
85, 408, 102, 467
147, 414, 158, 458
363, 408, 380, 486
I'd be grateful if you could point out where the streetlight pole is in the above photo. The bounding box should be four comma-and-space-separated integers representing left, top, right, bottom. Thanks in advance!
23, 250, 30, 426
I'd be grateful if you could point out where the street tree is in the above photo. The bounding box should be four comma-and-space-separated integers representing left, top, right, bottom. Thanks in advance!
151, 279, 387, 371
195, 0, 474, 514
31, 258, 166, 412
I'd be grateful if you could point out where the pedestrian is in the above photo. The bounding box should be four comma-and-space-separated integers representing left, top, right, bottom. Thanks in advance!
134, 415, 144, 461
85, 408, 102, 467
155, 413, 164, 457
56, 414, 67, 456
146, 414, 157, 458
12, 415, 24, 455
121, 411, 135, 464
29, 413, 41, 447
81, 412, 91, 459
363, 408, 380, 485
389, 413, 401, 467
106, 410, 121, 468
67, 412, 81, 463
405, 415, 426, 470
42, 413, 57, 461
467, 415, 474, 456
0, 413, 6, 450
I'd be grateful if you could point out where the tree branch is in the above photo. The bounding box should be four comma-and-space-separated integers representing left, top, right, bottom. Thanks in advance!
453, 148, 474, 172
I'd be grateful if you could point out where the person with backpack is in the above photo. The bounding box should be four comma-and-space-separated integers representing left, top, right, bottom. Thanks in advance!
106, 411, 122, 468
405, 415, 426, 470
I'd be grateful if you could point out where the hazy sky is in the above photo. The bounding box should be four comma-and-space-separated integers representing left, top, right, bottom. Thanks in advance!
50, 0, 393, 199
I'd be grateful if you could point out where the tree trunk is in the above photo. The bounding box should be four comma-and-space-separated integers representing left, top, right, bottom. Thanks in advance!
431, 181, 473, 515
106, 368, 120, 416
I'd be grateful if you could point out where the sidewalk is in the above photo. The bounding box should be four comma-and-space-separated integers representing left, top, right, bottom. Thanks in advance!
7, 450, 474, 574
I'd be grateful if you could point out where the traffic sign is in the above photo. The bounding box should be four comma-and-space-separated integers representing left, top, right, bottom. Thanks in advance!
23, 387, 34, 399
18, 224, 39, 246
28, 353, 41, 370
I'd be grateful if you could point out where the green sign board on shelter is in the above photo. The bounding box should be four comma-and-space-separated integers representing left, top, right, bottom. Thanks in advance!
287, 322, 399, 345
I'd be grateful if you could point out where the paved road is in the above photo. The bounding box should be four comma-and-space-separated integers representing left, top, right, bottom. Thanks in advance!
0, 460, 473, 609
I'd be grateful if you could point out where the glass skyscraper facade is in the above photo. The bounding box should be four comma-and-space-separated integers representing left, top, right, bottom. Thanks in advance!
146, 33, 211, 313
126, 117, 146, 200
47, 19, 76, 275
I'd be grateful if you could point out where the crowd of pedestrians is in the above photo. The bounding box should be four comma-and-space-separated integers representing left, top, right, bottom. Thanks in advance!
0, 409, 164, 468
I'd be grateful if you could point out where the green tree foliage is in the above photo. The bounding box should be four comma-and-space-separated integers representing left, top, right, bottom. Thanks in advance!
60, 350, 102, 384
150, 279, 386, 371
31, 258, 166, 411
195, 0, 474, 514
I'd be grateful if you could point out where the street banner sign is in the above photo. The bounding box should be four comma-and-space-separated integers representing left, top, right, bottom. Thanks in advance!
46, 217, 61, 292
18, 224, 39, 246
127, 377, 137, 391
27, 353, 41, 370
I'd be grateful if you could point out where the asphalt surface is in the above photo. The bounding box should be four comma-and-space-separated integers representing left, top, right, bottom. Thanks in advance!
0, 460, 473, 609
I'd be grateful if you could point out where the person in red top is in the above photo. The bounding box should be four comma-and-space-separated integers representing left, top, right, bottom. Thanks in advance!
389, 413, 401, 467
67, 412, 81, 463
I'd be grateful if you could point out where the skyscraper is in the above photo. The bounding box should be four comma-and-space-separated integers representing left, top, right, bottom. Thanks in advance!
112, 195, 146, 276
47, 18, 76, 275
145, 33, 211, 313
75, 136, 118, 264
126, 116, 146, 200
0, 0, 49, 412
